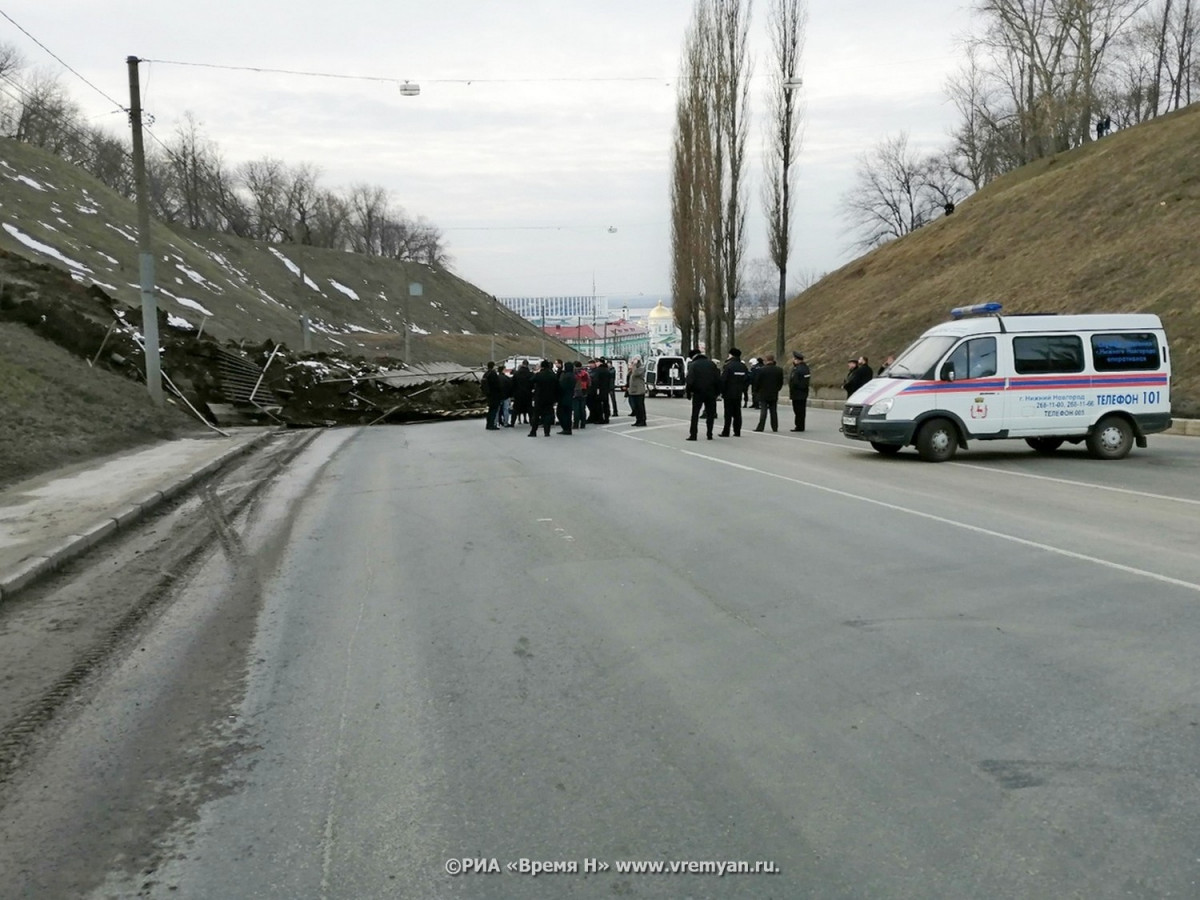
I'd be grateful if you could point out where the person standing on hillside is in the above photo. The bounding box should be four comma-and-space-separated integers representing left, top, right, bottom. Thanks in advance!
718, 347, 749, 437
752, 354, 785, 433
528, 360, 560, 437
627, 356, 647, 426
788, 351, 811, 432
481, 361, 502, 430
684, 348, 721, 441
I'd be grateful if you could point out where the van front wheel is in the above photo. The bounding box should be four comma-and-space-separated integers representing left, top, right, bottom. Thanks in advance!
916, 418, 958, 462
870, 442, 902, 456
1086, 416, 1134, 460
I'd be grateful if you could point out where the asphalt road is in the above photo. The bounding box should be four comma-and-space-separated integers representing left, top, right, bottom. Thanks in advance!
3, 401, 1199, 899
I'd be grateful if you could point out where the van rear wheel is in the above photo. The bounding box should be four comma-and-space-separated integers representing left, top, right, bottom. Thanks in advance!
916, 418, 958, 462
1086, 415, 1134, 460
1025, 437, 1064, 454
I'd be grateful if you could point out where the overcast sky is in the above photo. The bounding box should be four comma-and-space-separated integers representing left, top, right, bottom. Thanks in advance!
2, 0, 974, 305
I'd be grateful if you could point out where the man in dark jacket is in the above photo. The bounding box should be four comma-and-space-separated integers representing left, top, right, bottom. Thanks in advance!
481, 361, 502, 430
788, 351, 812, 432
528, 359, 560, 436
748, 357, 764, 408
557, 362, 576, 434
718, 347, 749, 437
595, 359, 612, 423
752, 354, 785, 433
843, 356, 872, 398
511, 360, 533, 426
585, 359, 604, 424
684, 349, 721, 441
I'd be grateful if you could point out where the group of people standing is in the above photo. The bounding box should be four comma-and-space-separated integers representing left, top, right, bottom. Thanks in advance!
482, 349, 819, 441
682, 348, 811, 441
481, 357, 648, 437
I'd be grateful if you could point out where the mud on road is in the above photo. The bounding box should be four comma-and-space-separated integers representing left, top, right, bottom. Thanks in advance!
0, 429, 318, 788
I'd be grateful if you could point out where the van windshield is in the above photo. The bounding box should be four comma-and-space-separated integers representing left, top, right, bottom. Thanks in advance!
885, 336, 958, 379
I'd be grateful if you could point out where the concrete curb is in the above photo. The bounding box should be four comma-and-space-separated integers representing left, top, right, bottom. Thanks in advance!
0, 429, 280, 605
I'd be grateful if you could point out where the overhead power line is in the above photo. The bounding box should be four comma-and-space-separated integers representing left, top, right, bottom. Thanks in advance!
0, 7, 127, 113
140, 58, 667, 85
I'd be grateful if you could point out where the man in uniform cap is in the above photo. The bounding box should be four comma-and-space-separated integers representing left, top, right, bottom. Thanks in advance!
718, 347, 749, 437
789, 351, 812, 432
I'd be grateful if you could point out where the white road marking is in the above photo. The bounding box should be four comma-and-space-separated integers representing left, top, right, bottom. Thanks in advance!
613, 430, 1200, 594
626, 421, 1200, 507
953, 462, 1200, 507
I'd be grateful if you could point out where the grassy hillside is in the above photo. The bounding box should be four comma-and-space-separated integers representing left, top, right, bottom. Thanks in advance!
0, 321, 197, 486
739, 103, 1200, 416
0, 138, 575, 366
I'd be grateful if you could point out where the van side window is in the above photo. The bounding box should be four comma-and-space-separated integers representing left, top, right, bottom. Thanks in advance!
1013, 335, 1084, 374
1091, 333, 1161, 371
945, 337, 997, 380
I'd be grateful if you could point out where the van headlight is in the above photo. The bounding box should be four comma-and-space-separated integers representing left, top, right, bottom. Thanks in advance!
866, 398, 894, 416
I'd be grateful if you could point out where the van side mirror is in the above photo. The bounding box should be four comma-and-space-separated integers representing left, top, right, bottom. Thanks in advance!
940, 362, 956, 382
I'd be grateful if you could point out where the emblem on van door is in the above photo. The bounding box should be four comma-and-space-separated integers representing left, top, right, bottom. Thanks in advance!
971, 401, 989, 419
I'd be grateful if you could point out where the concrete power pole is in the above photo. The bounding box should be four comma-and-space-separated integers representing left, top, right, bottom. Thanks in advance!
126, 56, 163, 406
406, 281, 422, 363
490, 295, 497, 362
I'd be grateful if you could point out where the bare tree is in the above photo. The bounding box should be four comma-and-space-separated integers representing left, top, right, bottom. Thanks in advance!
279, 163, 322, 244
347, 183, 392, 256
166, 113, 235, 232
7, 69, 82, 156
738, 257, 777, 325
713, 0, 753, 356
82, 127, 134, 197
309, 189, 353, 250
669, 0, 753, 356
239, 157, 290, 242
670, 5, 713, 354
763, 0, 806, 358
842, 133, 967, 251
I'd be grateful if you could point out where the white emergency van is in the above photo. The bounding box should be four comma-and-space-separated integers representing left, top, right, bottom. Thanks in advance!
840, 304, 1172, 461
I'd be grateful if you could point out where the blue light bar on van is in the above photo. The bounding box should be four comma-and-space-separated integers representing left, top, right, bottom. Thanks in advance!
950, 302, 1003, 319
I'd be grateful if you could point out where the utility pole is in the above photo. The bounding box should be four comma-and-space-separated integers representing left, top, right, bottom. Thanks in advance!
540, 302, 546, 360
490, 295, 497, 362
406, 281, 422, 363
127, 56, 162, 405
